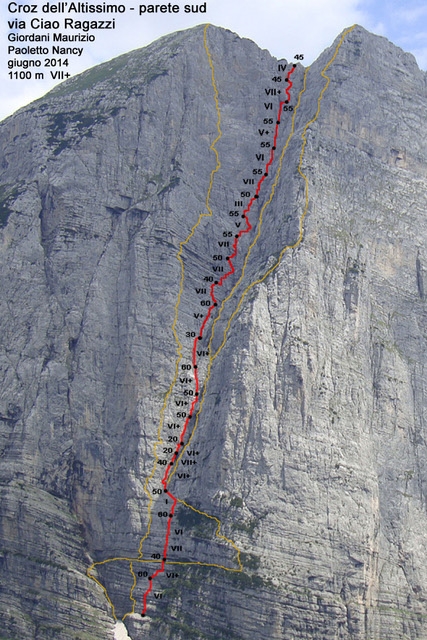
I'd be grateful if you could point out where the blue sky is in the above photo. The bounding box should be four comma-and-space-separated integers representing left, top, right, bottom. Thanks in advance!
360, 0, 427, 67
0, 0, 426, 121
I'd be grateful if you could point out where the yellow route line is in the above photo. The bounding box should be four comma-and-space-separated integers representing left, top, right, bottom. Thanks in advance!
169, 69, 308, 477
175, 498, 243, 571
136, 22, 222, 558
90, 555, 236, 566
88, 24, 355, 622
90, 556, 241, 569
127, 562, 137, 619
129, 20, 223, 612
87, 23, 224, 620
87, 568, 119, 621
212, 25, 356, 361
88, 550, 242, 623
170, 25, 356, 471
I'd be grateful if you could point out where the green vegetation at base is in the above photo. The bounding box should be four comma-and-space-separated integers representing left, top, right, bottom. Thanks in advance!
36, 625, 63, 636
71, 633, 107, 640
176, 505, 215, 539
231, 517, 259, 536
155, 611, 244, 640
240, 551, 260, 570
227, 569, 274, 591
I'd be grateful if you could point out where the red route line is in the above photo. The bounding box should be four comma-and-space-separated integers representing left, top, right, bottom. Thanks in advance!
141, 64, 296, 617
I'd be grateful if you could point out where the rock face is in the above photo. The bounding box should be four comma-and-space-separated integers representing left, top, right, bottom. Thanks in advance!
1, 22, 427, 640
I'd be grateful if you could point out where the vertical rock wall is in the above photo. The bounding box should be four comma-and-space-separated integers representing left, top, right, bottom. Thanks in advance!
0, 23, 426, 640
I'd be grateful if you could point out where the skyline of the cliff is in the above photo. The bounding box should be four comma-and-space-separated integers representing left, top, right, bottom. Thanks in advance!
1, 0, 426, 121
1, 21, 427, 640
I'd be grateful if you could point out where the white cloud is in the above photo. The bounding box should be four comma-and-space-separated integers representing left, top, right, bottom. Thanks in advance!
367, 21, 386, 36
395, 5, 427, 23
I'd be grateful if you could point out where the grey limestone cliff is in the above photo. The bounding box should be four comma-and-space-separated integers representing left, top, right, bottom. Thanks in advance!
0, 22, 427, 640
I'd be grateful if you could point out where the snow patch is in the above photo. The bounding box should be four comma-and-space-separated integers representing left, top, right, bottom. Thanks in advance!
114, 621, 132, 640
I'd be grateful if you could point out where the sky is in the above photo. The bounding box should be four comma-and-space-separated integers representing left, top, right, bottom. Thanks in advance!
1, 0, 426, 122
